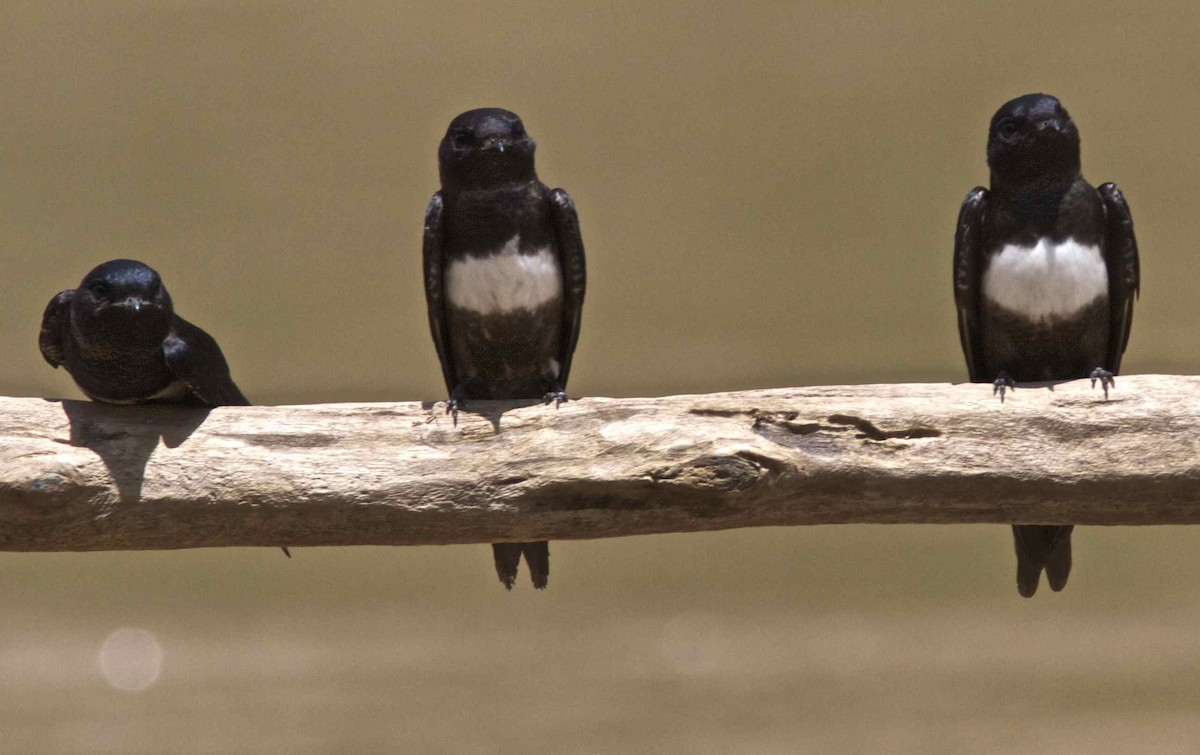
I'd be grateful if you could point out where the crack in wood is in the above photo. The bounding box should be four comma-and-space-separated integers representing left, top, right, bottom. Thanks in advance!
825, 414, 942, 441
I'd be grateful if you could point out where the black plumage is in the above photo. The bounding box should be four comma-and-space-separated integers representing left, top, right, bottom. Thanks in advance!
953, 94, 1139, 596
41, 259, 249, 406
423, 108, 586, 589
40, 259, 290, 556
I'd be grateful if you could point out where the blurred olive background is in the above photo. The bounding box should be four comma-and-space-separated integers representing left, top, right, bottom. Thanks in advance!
4, 2, 1200, 752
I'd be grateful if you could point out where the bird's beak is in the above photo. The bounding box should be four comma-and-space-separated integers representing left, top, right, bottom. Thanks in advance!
118, 297, 144, 313
482, 138, 507, 153
1035, 117, 1067, 134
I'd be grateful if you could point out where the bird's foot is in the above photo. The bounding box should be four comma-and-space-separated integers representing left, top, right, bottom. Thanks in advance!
993, 372, 1016, 403
446, 387, 467, 425
1090, 368, 1115, 400
542, 389, 569, 408
281, 547, 292, 558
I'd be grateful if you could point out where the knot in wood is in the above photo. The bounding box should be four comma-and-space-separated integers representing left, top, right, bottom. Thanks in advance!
648, 454, 769, 492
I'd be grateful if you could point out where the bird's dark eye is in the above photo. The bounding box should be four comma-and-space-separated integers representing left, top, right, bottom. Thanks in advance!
90, 282, 110, 299
451, 131, 472, 149
512, 123, 526, 139
997, 119, 1018, 138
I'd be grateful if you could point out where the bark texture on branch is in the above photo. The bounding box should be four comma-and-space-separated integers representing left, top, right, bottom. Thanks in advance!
0, 375, 1197, 551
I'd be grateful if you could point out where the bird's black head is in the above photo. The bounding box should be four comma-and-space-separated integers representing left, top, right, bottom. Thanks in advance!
987, 93, 1081, 189
70, 259, 174, 348
437, 108, 537, 191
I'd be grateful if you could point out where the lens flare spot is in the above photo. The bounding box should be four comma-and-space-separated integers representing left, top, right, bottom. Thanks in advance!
97, 628, 163, 692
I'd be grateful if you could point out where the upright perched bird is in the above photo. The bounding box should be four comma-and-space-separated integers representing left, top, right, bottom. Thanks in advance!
40, 259, 289, 556
423, 108, 586, 590
953, 94, 1139, 597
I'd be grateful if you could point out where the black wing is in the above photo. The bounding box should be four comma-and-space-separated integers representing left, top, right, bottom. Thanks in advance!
1097, 182, 1139, 374
548, 188, 586, 389
162, 315, 250, 406
39, 290, 75, 368
953, 187, 988, 382
422, 192, 457, 395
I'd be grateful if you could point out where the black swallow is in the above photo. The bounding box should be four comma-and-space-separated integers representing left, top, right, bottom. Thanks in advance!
423, 108, 586, 590
953, 94, 1139, 597
40, 259, 291, 557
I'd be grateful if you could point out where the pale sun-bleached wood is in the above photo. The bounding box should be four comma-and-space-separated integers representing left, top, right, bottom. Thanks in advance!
0, 375, 1197, 552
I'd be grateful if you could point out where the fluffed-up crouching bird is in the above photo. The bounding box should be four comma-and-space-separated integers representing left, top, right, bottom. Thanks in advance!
40, 259, 292, 556
953, 94, 1139, 597
422, 108, 586, 589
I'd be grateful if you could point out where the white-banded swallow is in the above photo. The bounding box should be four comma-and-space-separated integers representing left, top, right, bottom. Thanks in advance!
953, 94, 1139, 597
41, 259, 292, 556
423, 108, 586, 589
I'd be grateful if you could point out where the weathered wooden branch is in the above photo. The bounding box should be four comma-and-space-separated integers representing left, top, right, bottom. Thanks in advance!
0, 375, 1197, 551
